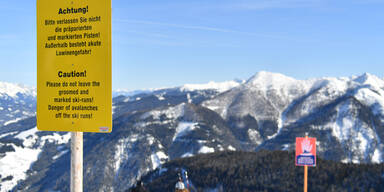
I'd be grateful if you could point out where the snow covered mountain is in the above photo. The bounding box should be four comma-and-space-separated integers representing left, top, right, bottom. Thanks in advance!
0, 82, 36, 127
1, 72, 384, 191
203, 72, 384, 163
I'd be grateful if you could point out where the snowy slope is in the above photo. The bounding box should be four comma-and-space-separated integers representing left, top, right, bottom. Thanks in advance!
180, 80, 243, 92
0, 123, 70, 192
0, 82, 36, 127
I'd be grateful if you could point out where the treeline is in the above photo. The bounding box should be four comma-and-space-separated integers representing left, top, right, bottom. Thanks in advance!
137, 151, 384, 192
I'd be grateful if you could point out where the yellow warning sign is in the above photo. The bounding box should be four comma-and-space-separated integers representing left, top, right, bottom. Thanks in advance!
37, 0, 112, 133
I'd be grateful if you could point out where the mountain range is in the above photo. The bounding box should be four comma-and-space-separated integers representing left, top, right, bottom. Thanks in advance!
0, 71, 383, 191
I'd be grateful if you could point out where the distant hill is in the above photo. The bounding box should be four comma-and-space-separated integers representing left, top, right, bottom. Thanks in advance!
139, 151, 384, 192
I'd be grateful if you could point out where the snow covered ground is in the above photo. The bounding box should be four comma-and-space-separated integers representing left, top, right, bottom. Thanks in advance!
0, 127, 70, 191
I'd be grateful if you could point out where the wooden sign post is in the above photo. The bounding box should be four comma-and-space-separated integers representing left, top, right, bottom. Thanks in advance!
71, 132, 83, 192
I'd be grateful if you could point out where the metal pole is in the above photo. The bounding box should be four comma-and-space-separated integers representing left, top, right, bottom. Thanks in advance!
71, 132, 83, 192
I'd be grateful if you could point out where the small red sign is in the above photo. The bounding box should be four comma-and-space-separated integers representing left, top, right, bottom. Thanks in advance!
296, 137, 316, 166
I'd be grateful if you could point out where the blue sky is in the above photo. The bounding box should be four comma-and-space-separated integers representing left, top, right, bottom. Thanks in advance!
1, 0, 384, 90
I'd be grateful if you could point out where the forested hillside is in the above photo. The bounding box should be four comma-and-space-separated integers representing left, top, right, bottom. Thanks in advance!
140, 151, 384, 192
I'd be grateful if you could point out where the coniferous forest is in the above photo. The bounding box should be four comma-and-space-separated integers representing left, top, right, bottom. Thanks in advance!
136, 151, 384, 192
